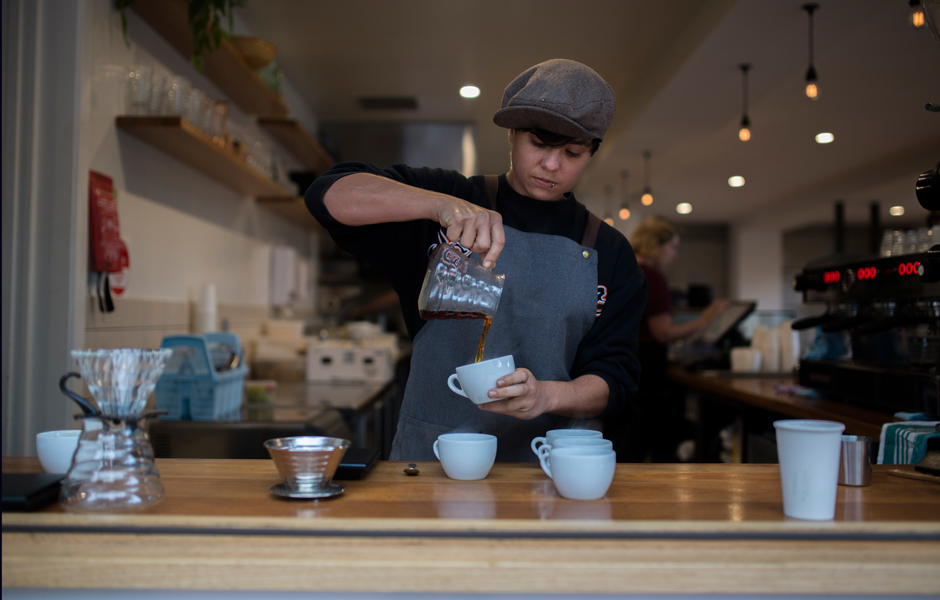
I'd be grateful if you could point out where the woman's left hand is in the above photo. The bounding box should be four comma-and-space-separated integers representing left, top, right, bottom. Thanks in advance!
478, 368, 551, 420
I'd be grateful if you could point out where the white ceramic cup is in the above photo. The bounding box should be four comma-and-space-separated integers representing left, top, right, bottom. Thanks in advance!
536, 437, 613, 462
730, 347, 763, 373
447, 355, 515, 405
530, 428, 603, 458
773, 419, 845, 520
36, 430, 81, 474
539, 446, 616, 501
433, 433, 497, 480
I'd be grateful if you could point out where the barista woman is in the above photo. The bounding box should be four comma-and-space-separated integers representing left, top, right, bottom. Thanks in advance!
605, 215, 727, 462
306, 59, 647, 461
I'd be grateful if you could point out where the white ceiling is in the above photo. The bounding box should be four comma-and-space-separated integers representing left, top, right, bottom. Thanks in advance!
239, 0, 940, 230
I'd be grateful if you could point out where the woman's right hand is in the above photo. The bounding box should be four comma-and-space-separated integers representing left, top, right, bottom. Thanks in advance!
437, 199, 505, 268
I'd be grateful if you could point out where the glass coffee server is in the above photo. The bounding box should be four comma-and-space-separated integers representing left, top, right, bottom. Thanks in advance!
58, 348, 172, 511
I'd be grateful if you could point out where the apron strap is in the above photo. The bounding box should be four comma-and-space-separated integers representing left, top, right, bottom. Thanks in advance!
581, 212, 602, 249
483, 174, 601, 249
484, 174, 499, 210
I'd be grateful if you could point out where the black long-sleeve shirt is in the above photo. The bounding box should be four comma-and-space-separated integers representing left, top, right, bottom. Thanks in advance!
305, 162, 647, 418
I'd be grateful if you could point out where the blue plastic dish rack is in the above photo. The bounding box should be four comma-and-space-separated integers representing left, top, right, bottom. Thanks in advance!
155, 332, 249, 421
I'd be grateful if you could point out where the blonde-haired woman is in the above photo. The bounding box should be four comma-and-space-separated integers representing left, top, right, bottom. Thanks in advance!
606, 215, 727, 462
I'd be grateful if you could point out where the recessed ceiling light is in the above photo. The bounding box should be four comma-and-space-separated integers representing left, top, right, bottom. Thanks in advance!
728, 176, 745, 188
676, 203, 692, 215
889, 205, 905, 216
815, 132, 834, 144
459, 86, 480, 99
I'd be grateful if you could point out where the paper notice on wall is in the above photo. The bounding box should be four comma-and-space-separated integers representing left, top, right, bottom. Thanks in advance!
271, 246, 297, 307
296, 257, 309, 301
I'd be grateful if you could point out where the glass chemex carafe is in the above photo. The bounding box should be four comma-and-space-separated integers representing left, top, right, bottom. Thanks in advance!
58, 348, 172, 512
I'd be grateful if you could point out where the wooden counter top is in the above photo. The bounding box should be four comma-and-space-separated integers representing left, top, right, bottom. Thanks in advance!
669, 368, 893, 439
4, 457, 940, 595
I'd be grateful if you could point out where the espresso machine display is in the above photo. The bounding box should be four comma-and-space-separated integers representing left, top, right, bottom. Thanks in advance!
792, 248, 940, 416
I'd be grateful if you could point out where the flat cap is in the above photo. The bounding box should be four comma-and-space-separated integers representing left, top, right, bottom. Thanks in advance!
493, 59, 616, 141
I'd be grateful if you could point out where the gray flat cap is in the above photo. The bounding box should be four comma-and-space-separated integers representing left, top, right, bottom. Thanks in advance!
493, 59, 616, 141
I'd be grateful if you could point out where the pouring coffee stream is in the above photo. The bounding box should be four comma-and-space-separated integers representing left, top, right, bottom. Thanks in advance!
417, 243, 504, 363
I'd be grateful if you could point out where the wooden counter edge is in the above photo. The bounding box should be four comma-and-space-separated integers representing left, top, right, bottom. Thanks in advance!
5, 512, 939, 538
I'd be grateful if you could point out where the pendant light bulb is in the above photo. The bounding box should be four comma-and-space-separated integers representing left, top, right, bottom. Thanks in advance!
738, 64, 752, 142
910, 0, 926, 29
641, 151, 654, 206
603, 185, 614, 226
802, 4, 820, 100
618, 170, 631, 220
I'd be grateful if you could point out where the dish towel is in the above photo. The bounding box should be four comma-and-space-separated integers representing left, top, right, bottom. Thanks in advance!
877, 421, 940, 465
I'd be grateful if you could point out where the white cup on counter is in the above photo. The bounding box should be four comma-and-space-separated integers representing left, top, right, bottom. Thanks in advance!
539, 446, 616, 501
433, 433, 497, 481
530, 428, 603, 458
774, 419, 845, 520
36, 430, 81, 474
730, 347, 763, 373
447, 355, 514, 405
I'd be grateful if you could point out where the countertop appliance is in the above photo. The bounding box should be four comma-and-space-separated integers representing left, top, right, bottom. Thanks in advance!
793, 247, 940, 416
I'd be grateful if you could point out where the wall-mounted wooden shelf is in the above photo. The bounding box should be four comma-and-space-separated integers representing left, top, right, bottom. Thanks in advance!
116, 116, 291, 197
130, 0, 288, 117
257, 118, 336, 174
257, 196, 323, 231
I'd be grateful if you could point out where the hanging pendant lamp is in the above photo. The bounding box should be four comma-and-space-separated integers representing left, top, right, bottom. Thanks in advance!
910, 0, 926, 29
603, 185, 615, 226
738, 63, 752, 142
641, 151, 653, 206
618, 170, 631, 221
803, 3, 820, 100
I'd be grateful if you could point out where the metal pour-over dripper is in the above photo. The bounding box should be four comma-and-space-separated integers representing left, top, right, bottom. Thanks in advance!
60, 348, 172, 512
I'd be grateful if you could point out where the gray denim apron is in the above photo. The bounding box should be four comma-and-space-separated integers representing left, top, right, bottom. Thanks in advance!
390, 176, 602, 462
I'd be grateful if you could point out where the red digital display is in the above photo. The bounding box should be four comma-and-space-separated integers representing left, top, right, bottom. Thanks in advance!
823, 270, 840, 284
857, 266, 877, 280
898, 261, 921, 276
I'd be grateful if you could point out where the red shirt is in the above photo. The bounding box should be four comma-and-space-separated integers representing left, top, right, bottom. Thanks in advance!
638, 263, 671, 344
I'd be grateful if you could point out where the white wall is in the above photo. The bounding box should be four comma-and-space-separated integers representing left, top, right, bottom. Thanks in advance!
83, 0, 313, 306
1, 0, 322, 456
729, 225, 784, 310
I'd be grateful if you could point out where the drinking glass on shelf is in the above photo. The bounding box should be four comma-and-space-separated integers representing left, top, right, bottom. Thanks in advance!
186, 88, 206, 128
246, 137, 274, 179
209, 101, 228, 145
125, 65, 154, 116
164, 75, 191, 116
226, 122, 248, 160
879, 230, 893, 257
148, 73, 167, 115
890, 229, 905, 257
916, 227, 932, 253
905, 230, 918, 255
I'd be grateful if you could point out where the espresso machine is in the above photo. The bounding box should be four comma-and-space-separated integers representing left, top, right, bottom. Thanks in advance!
793, 249, 940, 416
792, 156, 940, 416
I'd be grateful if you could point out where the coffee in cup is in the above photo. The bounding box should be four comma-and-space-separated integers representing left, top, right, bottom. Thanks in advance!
447, 355, 515, 405
433, 433, 497, 480
530, 428, 602, 458
539, 446, 616, 501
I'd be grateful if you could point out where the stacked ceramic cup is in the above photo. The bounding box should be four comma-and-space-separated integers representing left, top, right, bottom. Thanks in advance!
532, 429, 615, 501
